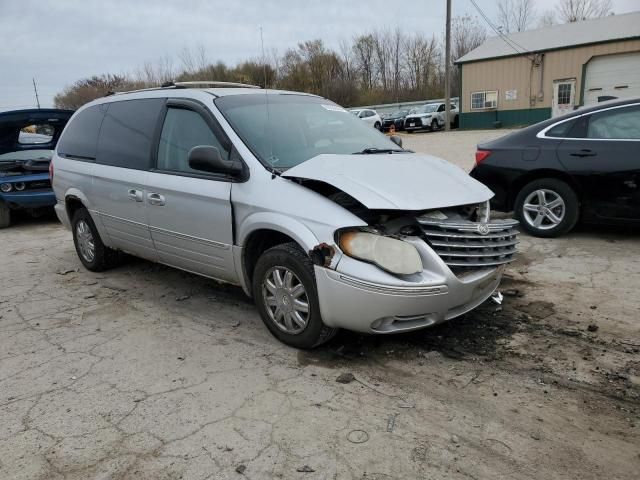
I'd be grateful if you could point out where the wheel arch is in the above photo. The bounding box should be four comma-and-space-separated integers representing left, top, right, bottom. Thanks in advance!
237, 214, 324, 297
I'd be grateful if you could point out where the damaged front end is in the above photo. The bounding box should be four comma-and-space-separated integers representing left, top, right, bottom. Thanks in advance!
309, 196, 519, 333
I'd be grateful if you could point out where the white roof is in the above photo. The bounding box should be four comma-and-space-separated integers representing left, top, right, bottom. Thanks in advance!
456, 11, 640, 64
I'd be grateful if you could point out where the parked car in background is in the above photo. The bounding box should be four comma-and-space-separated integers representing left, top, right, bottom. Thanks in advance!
381, 109, 410, 132
470, 97, 640, 237
0, 109, 73, 228
350, 108, 382, 130
404, 103, 458, 132
52, 81, 517, 348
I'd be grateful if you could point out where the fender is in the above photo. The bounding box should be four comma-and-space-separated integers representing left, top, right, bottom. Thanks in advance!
64, 188, 113, 248
237, 211, 323, 252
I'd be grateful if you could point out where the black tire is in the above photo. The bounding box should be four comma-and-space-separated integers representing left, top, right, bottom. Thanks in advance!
252, 242, 337, 349
514, 178, 579, 238
431, 119, 438, 131
71, 207, 121, 271
374, 122, 381, 131
453, 115, 459, 129
0, 202, 10, 229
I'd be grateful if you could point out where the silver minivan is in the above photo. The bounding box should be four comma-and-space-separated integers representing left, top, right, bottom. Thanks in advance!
52, 81, 518, 348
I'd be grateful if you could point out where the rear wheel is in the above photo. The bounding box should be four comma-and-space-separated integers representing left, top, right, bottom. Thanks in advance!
71, 208, 121, 271
253, 242, 337, 349
0, 202, 10, 229
514, 178, 579, 238
374, 121, 381, 130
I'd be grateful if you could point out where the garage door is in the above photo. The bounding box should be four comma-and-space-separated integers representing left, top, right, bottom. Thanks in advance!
584, 52, 640, 105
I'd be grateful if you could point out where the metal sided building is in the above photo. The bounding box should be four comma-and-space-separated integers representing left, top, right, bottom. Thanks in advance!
455, 12, 640, 129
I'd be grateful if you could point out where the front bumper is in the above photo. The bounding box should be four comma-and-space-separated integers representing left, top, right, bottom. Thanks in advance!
315, 238, 504, 333
0, 189, 56, 209
404, 117, 430, 131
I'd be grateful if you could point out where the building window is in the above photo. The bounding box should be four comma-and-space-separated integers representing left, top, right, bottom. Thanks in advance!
557, 83, 572, 105
471, 91, 498, 110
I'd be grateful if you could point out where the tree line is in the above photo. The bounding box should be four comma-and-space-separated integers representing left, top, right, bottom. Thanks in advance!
54, 15, 486, 110
54, 0, 615, 110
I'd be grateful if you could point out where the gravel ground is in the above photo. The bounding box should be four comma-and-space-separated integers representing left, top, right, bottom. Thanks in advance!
1, 130, 639, 480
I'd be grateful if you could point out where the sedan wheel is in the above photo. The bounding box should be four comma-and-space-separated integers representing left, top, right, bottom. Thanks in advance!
522, 189, 565, 230
262, 266, 310, 335
514, 178, 579, 238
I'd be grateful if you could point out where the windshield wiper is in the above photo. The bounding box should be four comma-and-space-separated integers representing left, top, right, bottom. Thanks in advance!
353, 148, 405, 154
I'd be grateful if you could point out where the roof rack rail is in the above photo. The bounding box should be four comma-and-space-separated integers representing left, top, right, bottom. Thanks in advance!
173, 81, 261, 89
111, 80, 260, 96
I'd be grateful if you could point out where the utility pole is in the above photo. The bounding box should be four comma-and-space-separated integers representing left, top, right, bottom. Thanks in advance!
32, 78, 41, 109
444, 0, 452, 131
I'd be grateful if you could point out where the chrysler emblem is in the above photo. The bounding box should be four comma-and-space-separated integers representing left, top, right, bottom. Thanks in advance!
477, 224, 490, 235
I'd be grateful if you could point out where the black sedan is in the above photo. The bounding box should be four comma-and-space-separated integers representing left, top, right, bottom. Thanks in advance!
470, 98, 640, 237
381, 109, 410, 132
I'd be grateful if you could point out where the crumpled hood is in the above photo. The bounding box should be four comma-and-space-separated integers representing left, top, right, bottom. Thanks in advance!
282, 153, 493, 210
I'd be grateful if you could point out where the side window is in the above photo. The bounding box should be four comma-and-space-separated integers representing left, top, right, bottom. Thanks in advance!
57, 105, 107, 159
157, 108, 229, 174
96, 98, 164, 170
587, 106, 640, 140
437, 104, 445, 112
546, 119, 577, 138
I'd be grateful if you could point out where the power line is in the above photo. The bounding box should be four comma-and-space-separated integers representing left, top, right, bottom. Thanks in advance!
469, 0, 535, 61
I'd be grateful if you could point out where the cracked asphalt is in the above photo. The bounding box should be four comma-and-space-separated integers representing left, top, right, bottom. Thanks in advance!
2, 130, 639, 479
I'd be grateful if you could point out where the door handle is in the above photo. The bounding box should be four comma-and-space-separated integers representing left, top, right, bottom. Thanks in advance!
147, 192, 166, 206
127, 189, 143, 202
569, 149, 597, 158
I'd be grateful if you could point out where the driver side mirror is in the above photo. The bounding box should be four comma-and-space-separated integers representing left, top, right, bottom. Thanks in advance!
188, 146, 242, 176
390, 135, 402, 148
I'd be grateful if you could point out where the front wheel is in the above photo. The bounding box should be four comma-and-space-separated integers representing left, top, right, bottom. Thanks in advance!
253, 243, 337, 349
514, 178, 579, 238
431, 119, 439, 131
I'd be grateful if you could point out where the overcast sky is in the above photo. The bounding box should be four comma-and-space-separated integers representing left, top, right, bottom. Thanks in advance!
1, 0, 638, 110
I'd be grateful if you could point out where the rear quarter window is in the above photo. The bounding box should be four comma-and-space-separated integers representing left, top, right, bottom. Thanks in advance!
57, 105, 107, 159
96, 98, 164, 170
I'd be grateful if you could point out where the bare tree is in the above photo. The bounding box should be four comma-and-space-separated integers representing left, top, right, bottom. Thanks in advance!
557, 0, 612, 23
451, 15, 487, 96
178, 45, 208, 75
538, 10, 557, 27
497, 0, 536, 32
352, 34, 377, 91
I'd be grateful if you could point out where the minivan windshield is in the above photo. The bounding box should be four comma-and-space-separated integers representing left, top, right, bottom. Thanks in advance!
215, 94, 403, 169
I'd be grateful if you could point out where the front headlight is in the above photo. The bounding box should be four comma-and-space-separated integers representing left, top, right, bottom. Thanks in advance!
339, 231, 423, 275
421, 114, 431, 119
477, 200, 490, 222
0, 183, 12, 193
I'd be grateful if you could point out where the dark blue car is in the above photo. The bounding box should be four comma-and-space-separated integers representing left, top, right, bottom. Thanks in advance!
0, 109, 73, 228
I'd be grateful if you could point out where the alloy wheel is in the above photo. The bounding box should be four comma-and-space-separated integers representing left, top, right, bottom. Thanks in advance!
522, 189, 566, 230
262, 266, 310, 334
75, 219, 96, 262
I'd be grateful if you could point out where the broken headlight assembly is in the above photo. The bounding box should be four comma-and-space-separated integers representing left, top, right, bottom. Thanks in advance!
337, 229, 423, 275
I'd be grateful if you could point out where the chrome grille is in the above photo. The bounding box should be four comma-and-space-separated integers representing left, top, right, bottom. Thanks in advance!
417, 217, 519, 272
